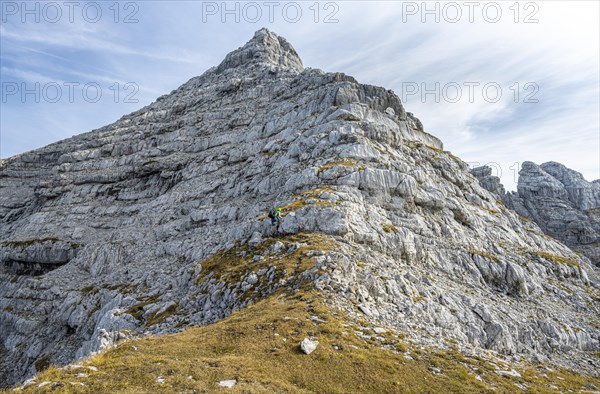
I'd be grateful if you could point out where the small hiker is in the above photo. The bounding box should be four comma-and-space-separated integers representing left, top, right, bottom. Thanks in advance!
268, 207, 282, 235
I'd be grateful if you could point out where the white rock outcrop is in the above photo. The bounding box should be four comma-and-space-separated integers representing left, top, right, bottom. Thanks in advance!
300, 338, 319, 355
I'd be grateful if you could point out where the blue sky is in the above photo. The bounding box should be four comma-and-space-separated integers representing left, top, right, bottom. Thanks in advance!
1, 1, 598, 190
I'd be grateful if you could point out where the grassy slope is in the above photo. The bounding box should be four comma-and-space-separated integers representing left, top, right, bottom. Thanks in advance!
7, 232, 600, 393
12, 288, 600, 393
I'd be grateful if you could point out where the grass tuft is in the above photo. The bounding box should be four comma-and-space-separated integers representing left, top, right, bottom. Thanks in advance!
382, 223, 399, 234
467, 247, 499, 262
317, 159, 365, 173
17, 289, 600, 393
532, 251, 580, 268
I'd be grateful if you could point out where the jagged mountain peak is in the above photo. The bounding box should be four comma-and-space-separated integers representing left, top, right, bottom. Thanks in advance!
517, 161, 600, 208
215, 28, 304, 74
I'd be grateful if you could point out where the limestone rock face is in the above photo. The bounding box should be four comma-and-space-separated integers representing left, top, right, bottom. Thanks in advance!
216, 28, 304, 74
539, 162, 600, 210
470, 166, 505, 197
472, 162, 600, 267
1, 29, 599, 387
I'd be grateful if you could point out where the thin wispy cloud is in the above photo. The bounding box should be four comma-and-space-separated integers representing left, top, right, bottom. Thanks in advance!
1, 1, 598, 189
0, 25, 199, 64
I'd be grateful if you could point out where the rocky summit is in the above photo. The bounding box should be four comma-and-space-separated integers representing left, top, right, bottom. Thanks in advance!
1, 29, 599, 391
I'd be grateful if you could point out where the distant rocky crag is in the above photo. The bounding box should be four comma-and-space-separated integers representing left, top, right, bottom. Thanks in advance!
472, 162, 600, 267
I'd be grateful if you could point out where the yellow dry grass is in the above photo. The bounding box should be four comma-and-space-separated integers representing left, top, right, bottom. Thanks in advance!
9, 233, 600, 393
